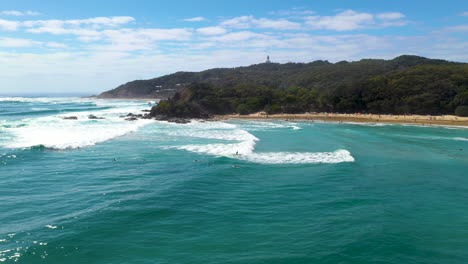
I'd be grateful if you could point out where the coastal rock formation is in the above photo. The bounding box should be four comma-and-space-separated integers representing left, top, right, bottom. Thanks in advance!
117, 111, 191, 123
63, 116, 78, 120
88, 115, 105, 120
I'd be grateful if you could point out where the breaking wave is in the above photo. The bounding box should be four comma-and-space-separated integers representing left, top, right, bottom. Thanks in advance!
0, 98, 153, 150
162, 120, 354, 164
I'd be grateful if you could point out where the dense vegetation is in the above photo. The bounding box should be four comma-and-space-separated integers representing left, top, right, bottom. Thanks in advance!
99, 55, 459, 99
98, 55, 468, 117
150, 65, 468, 118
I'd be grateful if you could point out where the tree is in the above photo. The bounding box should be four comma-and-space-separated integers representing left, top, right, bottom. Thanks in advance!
455, 106, 468, 117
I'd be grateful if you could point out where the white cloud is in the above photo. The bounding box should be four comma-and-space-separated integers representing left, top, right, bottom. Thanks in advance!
208, 31, 271, 43
459, 12, 468, 16
0, 37, 67, 49
46, 42, 68, 48
21, 16, 135, 37
183, 17, 206, 22
376, 12, 405, 20
1, 15, 192, 51
380, 20, 408, 27
220, 16, 301, 30
255, 18, 302, 30
23, 16, 135, 29
271, 8, 316, 16
0, 37, 39, 47
22, 16, 137, 42
196, 26, 227, 36
304, 10, 374, 31
105, 28, 192, 42
304, 10, 407, 31
0, 10, 40, 16
0, 19, 20, 31
220, 16, 252, 29
89, 28, 193, 51
440, 25, 468, 32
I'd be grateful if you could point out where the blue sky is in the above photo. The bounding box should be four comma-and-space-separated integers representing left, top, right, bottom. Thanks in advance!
0, 0, 467, 94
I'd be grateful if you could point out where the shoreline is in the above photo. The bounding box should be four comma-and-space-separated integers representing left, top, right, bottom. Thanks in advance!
214, 113, 468, 127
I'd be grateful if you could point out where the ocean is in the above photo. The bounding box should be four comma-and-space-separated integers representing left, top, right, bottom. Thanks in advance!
1, 97, 468, 263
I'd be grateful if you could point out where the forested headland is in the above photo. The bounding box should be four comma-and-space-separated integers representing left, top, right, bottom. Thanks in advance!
99, 55, 468, 117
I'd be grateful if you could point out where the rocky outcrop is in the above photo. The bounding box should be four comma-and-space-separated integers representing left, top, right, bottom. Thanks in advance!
118, 112, 191, 124
151, 115, 191, 124
88, 115, 105, 120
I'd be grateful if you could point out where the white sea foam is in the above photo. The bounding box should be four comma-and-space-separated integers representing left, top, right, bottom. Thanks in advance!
163, 120, 354, 164
343, 121, 389, 127
2, 97, 353, 163
398, 134, 468, 142
5, 117, 153, 150
0, 97, 148, 108
1, 98, 153, 150
247, 150, 354, 164
235, 120, 304, 131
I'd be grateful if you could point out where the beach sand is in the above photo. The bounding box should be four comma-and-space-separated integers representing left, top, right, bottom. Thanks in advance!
215, 112, 468, 127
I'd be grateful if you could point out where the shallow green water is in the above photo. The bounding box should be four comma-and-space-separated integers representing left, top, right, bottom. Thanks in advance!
1, 97, 468, 263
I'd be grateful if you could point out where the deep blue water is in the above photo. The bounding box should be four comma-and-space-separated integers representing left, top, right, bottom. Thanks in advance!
1, 97, 468, 263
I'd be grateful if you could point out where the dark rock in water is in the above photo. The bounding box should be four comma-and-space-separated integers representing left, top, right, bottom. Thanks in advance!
125, 113, 143, 118
168, 118, 190, 124
178, 119, 191, 124
149, 114, 190, 123
142, 109, 151, 112
88, 115, 105, 120
125, 117, 138, 121
63, 116, 78, 120
142, 114, 153, 119
152, 115, 167, 121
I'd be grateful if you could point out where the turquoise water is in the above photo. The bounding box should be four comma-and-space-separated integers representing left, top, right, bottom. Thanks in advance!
1, 97, 468, 263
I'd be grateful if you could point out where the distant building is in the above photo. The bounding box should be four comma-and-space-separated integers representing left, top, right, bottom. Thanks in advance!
266, 55, 271, 63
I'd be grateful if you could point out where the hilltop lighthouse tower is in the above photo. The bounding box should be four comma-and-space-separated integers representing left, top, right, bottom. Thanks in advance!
266, 55, 271, 63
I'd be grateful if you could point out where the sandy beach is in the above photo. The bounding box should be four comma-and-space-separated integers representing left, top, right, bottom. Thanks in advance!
215, 112, 468, 127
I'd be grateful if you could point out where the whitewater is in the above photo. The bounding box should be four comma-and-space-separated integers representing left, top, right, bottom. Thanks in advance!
0, 97, 354, 164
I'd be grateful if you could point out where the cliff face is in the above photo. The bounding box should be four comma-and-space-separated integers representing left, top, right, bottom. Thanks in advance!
97, 55, 460, 99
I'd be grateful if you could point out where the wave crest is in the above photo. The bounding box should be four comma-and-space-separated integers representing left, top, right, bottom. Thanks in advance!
1, 98, 153, 150
165, 121, 354, 165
